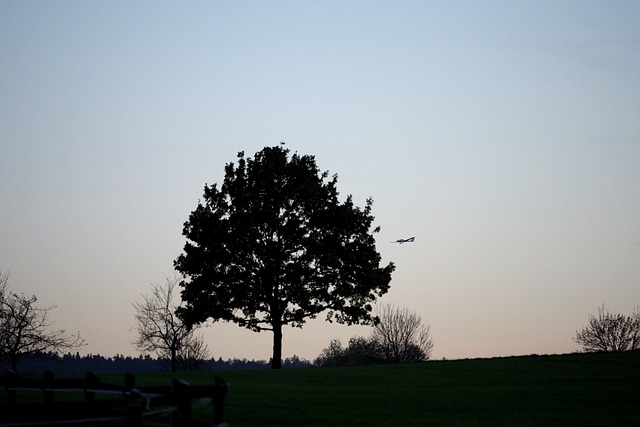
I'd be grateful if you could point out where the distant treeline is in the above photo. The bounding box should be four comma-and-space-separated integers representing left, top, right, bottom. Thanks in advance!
2, 352, 312, 376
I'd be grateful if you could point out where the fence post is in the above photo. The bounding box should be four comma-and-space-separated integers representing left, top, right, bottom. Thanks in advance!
212, 376, 228, 427
125, 373, 135, 391
171, 379, 192, 427
43, 371, 54, 405
123, 373, 143, 427
6, 370, 18, 406
125, 389, 144, 427
85, 371, 98, 402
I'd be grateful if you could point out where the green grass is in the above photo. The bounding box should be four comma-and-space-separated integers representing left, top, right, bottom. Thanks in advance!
131, 351, 640, 426
5, 351, 640, 426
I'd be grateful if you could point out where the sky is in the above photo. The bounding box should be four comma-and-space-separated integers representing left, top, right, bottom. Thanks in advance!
1, 1, 639, 362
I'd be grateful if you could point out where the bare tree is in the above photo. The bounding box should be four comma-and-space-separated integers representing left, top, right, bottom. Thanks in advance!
173, 332, 211, 371
371, 303, 434, 363
0, 271, 10, 361
574, 305, 640, 352
0, 270, 7, 293
0, 271, 85, 372
132, 274, 210, 371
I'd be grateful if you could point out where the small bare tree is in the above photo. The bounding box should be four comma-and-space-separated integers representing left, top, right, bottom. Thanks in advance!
173, 332, 211, 371
0, 271, 10, 361
574, 305, 640, 352
371, 303, 434, 363
0, 271, 85, 372
132, 274, 210, 371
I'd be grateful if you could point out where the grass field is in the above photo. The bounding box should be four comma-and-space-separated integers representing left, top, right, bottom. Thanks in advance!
123, 350, 639, 426
3, 351, 638, 426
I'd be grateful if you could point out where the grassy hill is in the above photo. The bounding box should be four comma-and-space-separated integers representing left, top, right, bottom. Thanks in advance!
132, 350, 639, 426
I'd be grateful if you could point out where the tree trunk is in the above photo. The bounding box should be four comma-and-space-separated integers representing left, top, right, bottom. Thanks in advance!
271, 322, 283, 369
171, 347, 178, 372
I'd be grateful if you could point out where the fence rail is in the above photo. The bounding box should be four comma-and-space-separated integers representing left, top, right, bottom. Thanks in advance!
0, 370, 227, 427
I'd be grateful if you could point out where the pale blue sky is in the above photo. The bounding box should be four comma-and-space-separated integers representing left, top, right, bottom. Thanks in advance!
1, 1, 639, 361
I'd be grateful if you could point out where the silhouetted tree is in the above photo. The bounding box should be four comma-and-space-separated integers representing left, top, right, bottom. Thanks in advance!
0, 271, 85, 372
314, 339, 346, 367
372, 304, 434, 363
343, 336, 385, 365
132, 274, 210, 372
0, 271, 10, 363
316, 305, 434, 367
315, 336, 384, 367
574, 305, 640, 352
175, 146, 395, 368
171, 332, 211, 371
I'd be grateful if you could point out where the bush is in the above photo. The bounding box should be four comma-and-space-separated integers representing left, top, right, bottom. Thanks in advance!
315, 304, 435, 367
314, 337, 384, 367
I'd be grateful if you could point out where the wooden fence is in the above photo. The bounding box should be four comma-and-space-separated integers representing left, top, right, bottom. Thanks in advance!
0, 370, 227, 427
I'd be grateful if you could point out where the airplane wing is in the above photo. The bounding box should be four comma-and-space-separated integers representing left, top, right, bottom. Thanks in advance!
392, 237, 416, 244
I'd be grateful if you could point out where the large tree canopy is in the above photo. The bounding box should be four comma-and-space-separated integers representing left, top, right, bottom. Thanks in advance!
175, 146, 394, 368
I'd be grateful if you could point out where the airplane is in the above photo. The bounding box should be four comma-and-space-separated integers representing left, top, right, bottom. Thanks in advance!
392, 237, 415, 244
